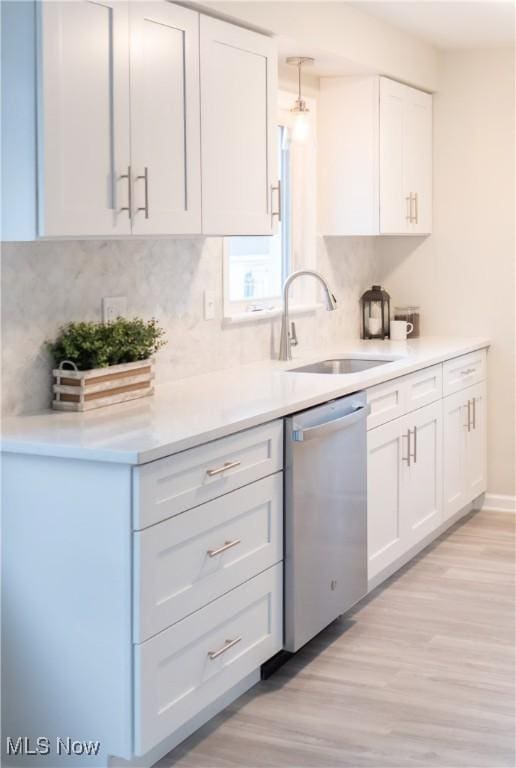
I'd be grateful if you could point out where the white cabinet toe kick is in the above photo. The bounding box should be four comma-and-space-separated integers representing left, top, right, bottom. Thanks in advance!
1, 348, 488, 766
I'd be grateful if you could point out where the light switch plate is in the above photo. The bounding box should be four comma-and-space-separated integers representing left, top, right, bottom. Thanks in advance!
102, 296, 127, 323
204, 290, 216, 320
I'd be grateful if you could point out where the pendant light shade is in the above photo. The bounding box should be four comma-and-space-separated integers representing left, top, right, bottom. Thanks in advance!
286, 57, 314, 145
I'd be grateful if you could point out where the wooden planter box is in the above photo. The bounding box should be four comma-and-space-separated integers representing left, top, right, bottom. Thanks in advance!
52, 359, 155, 412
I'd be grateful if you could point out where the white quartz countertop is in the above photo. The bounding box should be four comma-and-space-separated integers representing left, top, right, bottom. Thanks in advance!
1, 337, 489, 465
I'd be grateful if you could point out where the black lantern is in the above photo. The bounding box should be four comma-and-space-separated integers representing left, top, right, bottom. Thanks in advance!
361, 285, 390, 339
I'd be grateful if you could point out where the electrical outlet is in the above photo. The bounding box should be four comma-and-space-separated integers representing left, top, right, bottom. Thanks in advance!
102, 296, 127, 323
204, 290, 216, 320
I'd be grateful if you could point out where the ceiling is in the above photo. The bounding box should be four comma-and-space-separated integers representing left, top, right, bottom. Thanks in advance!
348, 1, 516, 50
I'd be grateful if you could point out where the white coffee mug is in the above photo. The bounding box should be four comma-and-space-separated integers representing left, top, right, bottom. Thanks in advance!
367, 317, 382, 336
390, 320, 414, 340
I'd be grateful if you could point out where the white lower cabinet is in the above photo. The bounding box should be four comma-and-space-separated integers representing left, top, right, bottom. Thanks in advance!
368, 400, 442, 580
404, 400, 442, 545
466, 382, 487, 501
132, 421, 285, 757
443, 389, 469, 518
367, 418, 406, 578
443, 381, 487, 520
134, 563, 282, 755
368, 355, 488, 585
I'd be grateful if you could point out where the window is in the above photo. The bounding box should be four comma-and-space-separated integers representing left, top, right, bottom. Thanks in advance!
223, 91, 318, 322
223, 126, 290, 317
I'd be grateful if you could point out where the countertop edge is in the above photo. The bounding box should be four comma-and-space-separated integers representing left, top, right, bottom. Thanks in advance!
1, 339, 491, 466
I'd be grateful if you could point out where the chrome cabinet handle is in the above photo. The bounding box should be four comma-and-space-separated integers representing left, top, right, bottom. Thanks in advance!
207, 538, 241, 558
472, 397, 476, 430
120, 166, 132, 219
206, 460, 241, 477
463, 401, 470, 430
208, 636, 242, 660
271, 181, 281, 222
402, 430, 411, 466
405, 195, 412, 222
411, 426, 417, 463
137, 167, 149, 219
461, 368, 475, 376
466, 399, 471, 432
413, 192, 419, 224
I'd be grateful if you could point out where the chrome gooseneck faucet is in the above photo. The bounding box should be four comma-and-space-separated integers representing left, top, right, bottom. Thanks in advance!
279, 270, 337, 361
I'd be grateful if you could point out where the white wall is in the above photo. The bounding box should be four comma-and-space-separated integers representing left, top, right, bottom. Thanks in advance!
378, 47, 515, 497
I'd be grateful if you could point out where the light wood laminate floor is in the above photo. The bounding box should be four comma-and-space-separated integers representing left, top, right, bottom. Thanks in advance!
157, 510, 515, 768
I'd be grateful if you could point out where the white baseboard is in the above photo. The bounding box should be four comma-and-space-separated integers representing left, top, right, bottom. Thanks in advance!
480, 493, 516, 513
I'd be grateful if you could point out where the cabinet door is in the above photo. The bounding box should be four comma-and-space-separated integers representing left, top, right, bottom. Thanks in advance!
129, 2, 201, 235
379, 77, 432, 236
39, 1, 131, 237
379, 77, 406, 234
200, 15, 277, 235
404, 401, 442, 546
443, 390, 468, 521
367, 418, 407, 580
465, 381, 487, 503
404, 87, 432, 234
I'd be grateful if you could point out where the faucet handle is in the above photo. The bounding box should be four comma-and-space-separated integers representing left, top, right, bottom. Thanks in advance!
290, 321, 299, 347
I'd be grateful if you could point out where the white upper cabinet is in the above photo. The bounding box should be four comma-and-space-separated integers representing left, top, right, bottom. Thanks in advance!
39, 1, 132, 237
200, 16, 278, 236
2, 1, 277, 240
129, 3, 201, 235
380, 77, 432, 234
318, 75, 432, 236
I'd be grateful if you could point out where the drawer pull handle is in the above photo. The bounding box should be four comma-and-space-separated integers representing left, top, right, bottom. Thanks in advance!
472, 397, 476, 430
207, 539, 241, 558
206, 460, 241, 477
208, 636, 242, 660
461, 368, 475, 375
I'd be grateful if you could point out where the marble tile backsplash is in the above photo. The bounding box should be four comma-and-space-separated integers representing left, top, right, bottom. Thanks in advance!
1, 236, 377, 415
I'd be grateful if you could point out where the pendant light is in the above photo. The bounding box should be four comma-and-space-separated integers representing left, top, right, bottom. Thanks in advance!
286, 56, 314, 144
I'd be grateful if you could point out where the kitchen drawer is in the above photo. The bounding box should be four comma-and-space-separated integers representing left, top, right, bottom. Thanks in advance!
134, 473, 283, 642
133, 420, 283, 529
443, 349, 487, 396
404, 364, 442, 411
367, 377, 405, 430
368, 364, 443, 429
134, 563, 282, 755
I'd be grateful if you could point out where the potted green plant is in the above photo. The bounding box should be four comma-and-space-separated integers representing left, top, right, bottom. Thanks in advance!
48, 317, 166, 411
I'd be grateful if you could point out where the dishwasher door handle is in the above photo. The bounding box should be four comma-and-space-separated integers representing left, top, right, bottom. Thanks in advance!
292, 404, 369, 442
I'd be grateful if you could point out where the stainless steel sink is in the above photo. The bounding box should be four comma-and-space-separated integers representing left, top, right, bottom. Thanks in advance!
289, 358, 395, 374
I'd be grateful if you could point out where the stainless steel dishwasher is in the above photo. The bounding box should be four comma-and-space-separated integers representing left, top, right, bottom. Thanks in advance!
284, 392, 368, 652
